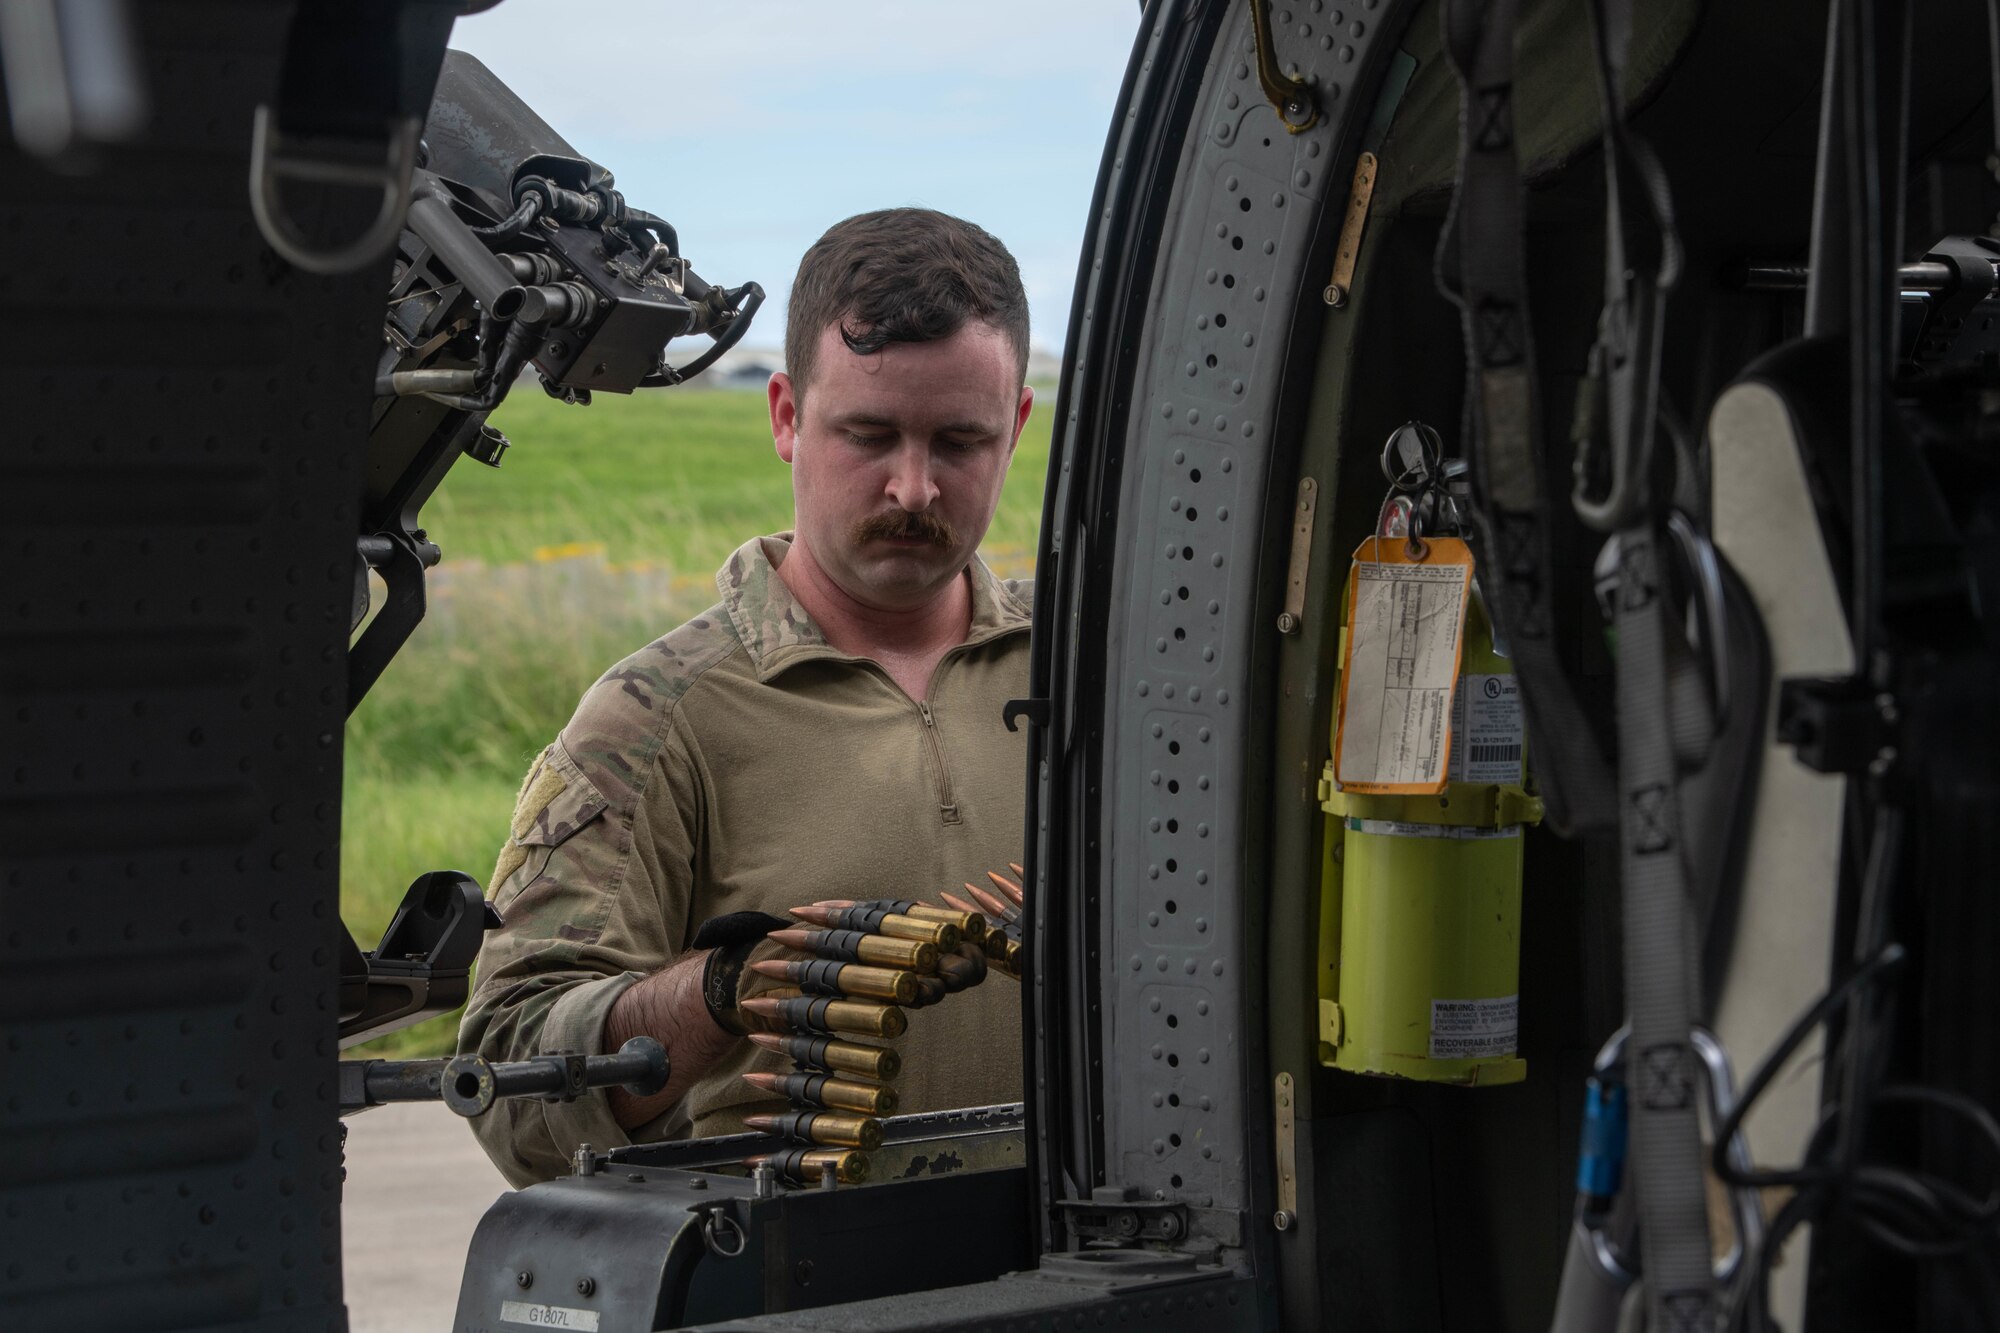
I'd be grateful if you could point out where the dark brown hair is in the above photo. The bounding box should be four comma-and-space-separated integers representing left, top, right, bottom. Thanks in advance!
785, 208, 1030, 400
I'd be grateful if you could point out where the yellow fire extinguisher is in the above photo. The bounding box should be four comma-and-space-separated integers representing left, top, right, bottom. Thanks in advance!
1316, 547, 1544, 1086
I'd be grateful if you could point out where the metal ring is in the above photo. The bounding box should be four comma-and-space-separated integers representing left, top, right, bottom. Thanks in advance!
248, 106, 419, 276
699, 1206, 746, 1259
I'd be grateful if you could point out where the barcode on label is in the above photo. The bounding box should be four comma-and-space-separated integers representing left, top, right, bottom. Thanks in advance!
1448, 673, 1526, 785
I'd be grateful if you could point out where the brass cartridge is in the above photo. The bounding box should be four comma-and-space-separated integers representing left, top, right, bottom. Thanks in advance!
873, 913, 958, 949
744, 1070, 899, 1115
751, 958, 919, 1004
769, 927, 938, 973
791, 903, 959, 948
823, 963, 919, 1004
897, 903, 987, 939
749, 1031, 903, 1081
740, 994, 908, 1039
743, 1110, 883, 1151
742, 1148, 870, 1186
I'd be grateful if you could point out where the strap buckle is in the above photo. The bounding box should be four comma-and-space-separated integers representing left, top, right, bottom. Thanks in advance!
1576, 1025, 1765, 1286
1572, 276, 1665, 533
249, 106, 420, 275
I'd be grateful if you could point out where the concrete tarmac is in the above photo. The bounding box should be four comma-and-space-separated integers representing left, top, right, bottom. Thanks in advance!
341, 1103, 511, 1332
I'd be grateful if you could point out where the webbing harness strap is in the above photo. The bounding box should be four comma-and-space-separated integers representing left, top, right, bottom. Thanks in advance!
1435, 0, 1619, 838
1435, 1, 1720, 1327
1574, 0, 1682, 535
1609, 532, 1719, 1333
1587, 0, 1719, 1326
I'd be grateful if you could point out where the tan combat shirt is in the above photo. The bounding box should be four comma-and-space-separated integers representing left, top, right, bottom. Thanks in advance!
460, 534, 1031, 1186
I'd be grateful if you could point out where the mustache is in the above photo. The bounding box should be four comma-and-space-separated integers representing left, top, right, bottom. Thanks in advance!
851, 510, 957, 547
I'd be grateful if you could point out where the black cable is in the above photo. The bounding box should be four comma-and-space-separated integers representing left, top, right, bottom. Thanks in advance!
1832, 804, 1903, 1177
470, 192, 541, 239
644, 282, 765, 387
624, 208, 680, 259
1712, 942, 1906, 1190
1714, 941, 2000, 1324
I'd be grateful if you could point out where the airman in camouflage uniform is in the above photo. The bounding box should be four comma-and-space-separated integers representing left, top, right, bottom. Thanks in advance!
460, 207, 1038, 1186
460, 535, 1031, 1185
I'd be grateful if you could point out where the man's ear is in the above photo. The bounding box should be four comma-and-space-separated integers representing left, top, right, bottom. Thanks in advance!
1007, 384, 1034, 457
769, 371, 800, 464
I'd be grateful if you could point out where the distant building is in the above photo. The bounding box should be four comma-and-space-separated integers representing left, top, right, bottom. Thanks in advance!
1025, 346, 1062, 386
685, 344, 780, 389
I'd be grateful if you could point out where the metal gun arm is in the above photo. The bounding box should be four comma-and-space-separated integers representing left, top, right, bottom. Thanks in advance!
339, 1036, 668, 1118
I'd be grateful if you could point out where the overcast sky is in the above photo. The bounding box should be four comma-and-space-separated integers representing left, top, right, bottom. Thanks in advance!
449, 3, 1144, 355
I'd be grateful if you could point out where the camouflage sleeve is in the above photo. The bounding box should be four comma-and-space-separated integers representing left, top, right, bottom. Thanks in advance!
457, 651, 709, 1187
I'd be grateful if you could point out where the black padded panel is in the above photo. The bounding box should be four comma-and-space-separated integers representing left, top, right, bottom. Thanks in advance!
0, 4, 417, 1327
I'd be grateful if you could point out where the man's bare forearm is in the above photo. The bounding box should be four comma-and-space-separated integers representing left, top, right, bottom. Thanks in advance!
605, 948, 740, 1129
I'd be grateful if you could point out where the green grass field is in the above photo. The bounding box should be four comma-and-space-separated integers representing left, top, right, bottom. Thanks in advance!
422, 387, 1052, 569
342, 387, 1050, 1057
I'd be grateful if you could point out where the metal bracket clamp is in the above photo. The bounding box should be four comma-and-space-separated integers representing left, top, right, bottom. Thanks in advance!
1277, 479, 1318, 634
1272, 1072, 1299, 1230
1323, 153, 1380, 307
1776, 675, 1899, 777
1059, 1194, 1191, 1245
1247, 0, 1319, 133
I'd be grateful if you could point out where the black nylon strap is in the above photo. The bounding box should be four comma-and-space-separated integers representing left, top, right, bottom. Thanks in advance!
692, 910, 788, 1036
1435, 0, 1620, 836
274, 0, 454, 140
691, 911, 791, 951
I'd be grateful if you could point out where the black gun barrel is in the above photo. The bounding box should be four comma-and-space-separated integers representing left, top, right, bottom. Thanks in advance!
406, 185, 527, 321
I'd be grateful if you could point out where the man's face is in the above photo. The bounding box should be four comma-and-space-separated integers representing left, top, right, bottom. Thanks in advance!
768, 319, 1033, 611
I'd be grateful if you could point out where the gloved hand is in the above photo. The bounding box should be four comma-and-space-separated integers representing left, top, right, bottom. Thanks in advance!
697, 880, 1018, 1185
692, 910, 795, 1036
692, 897, 978, 1039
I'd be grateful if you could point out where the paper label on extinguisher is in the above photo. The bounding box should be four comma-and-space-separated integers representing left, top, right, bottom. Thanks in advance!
1448, 674, 1525, 785
1429, 995, 1518, 1060
1334, 539, 1474, 793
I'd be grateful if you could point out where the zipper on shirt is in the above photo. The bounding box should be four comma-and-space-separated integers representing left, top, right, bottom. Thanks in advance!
916, 700, 961, 825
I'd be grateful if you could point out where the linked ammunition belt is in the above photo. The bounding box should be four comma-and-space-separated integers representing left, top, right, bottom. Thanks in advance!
735, 868, 1026, 1186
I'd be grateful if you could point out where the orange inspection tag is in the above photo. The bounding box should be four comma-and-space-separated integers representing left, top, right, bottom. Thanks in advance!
1333, 535, 1475, 794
